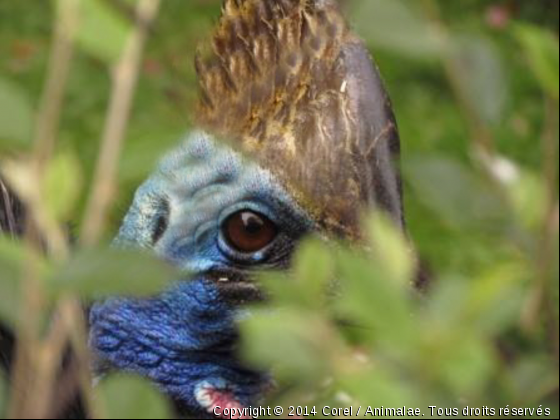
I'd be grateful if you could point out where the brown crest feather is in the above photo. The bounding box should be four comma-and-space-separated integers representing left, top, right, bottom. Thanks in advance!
195, 0, 403, 238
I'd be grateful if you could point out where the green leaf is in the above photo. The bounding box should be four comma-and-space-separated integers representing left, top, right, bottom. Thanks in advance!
513, 24, 559, 99
119, 126, 185, 184
48, 248, 179, 299
256, 238, 333, 310
338, 367, 422, 409
0, 372, 7, 418
437, 334, 495, 397
506, 170, 548, 231
0, 78, 33, 150
365, 213, 414, 288
423, 275, 470, 331
0, 237, 50, 328
0, 237, 26, 328
44, 151, 82, 221
450, 35, 508, 124
426, 265, 526, 339
74, 0, 131, 64
507, 355, 560, 404
404, 155, 506, 229
351, 0, 447, 60
293, 239, 333, 302
240, 308, 335, 382
466, 264, 526, 335
288, 238, 333, 308
98, 374, 172, 419
335, 250, 415, 352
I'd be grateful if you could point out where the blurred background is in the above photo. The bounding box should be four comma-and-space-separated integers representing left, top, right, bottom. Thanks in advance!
1, 0, 558, 418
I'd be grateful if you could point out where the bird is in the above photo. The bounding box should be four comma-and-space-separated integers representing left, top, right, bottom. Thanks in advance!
2, 0, 404, 418
89, 0, 403, 416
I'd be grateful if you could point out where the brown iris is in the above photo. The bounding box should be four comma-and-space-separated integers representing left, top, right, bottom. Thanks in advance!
223, 210, 277, 253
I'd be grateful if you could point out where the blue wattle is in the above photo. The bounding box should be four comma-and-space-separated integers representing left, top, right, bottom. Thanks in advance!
89, 277, 265, 412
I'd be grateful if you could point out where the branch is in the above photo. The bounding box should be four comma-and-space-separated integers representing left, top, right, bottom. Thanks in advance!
7, 0, 78, 415
80, 0, 162, 247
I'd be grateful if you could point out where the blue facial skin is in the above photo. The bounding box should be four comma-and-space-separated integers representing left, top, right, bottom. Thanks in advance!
88, 131, 314, 417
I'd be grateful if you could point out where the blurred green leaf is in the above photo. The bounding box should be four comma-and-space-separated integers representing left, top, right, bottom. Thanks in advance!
0, 373, 6, 418
257, 239, 333, 310
425, 265, 525, 340
98, 374, 172, 419
339, 367, 422, 409
75, 0, 131, 64
450, 35, 508, 124
365, 213, 414, 287
294, 239, 332, 292
466, 264, 526, 335
0, 239, 22, 328
513, 24, 559, 99
351, 0, 447, 60
404, 155, 506, 229
438, 335, 495, 397
507, 355, 560, 404
335, 250, 415, 353
411, 281, 495, 396
44, 151, 82, 221
0, 237, 50, 328
291, 238, 333, 308
0, 78, 33, 150
48, 248, 179, 299
240, 308, 335, 382
506, 170, 548, 231
423, 275, 471, 331
119, 126, 184, 184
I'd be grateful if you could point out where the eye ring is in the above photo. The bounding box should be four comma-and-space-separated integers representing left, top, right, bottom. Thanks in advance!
221, 210, 277, 254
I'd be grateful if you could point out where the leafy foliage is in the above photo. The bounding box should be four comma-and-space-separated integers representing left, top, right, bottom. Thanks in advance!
241, 215, 556, 415
98, 375, 172, 419
0, 0, 558, 418
0, 78, 33, 150
0, 374, 6, 418
237, 0, 559, 416
48, 247, 180, 299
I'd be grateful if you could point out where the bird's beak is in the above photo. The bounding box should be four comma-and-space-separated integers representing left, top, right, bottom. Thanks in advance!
206, 269, 264, 305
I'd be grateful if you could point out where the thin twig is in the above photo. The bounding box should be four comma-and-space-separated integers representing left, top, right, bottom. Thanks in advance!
7, 0, 78, 417
32, 0, 78, 173
63, 298, 103, 420
527, 97, 559, 360
419, 0, 495, 156
28, 304, 72, 418
80, 0, 162, 247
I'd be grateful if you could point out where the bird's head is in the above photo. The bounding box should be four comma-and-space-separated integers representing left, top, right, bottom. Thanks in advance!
88, 0, 403, 417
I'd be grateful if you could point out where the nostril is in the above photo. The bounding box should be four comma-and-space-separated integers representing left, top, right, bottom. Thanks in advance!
151, 199, 170, 244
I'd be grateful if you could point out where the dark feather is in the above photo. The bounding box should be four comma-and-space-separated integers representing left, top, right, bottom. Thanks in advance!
0, 178, 25, 238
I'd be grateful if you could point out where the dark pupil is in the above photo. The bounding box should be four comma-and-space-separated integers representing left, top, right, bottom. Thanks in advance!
242, 212, 264, 235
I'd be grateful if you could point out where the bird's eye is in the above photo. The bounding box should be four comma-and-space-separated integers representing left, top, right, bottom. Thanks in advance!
222, 210, 277, 253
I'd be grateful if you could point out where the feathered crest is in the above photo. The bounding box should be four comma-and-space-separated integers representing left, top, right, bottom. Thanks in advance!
196, 0, 403, 238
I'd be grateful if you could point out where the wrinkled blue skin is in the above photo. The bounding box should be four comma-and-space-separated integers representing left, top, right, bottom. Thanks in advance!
89, 131, 314, 416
